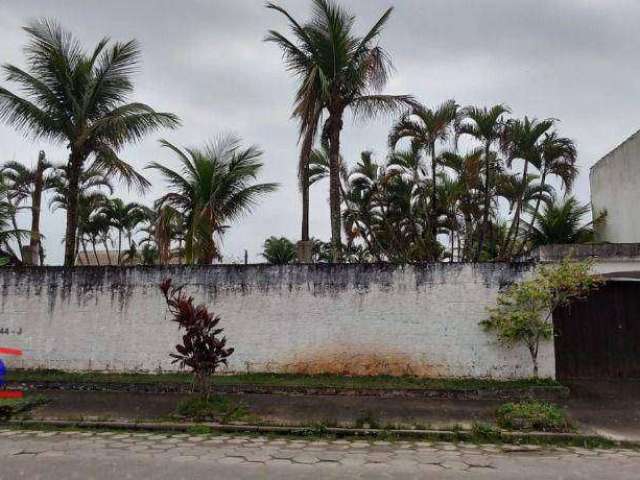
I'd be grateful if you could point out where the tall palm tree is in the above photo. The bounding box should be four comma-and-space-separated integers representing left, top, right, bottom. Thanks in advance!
0, 19, 179, 266
500, 117, 555, 257
266, 0, 413, 262
96, 198, 146, 264
148, 137, 278, 264
439, 148, 484, 261
2, 151, 54, 264
266, 3, 323, 249
524, 132, 577, 242
458, 104, 510, 260
389, 100, 461, 238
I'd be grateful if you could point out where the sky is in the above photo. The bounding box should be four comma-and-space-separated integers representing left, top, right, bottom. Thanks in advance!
0, 0, 639, 264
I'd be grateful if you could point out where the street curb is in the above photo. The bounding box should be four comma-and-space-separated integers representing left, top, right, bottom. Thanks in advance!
5, 381, 570, 401
5, 419, 632, 447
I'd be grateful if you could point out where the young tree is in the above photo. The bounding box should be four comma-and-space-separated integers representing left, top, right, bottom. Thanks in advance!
262, 236, 297, 264
0, 19, 179, 266
160, 278, 234, 398
148, 137, 278, 264
482, 259, 601, 377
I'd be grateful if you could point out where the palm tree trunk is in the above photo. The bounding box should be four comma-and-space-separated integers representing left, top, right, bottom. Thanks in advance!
328, 111, 343, 262
525, 168, 548, 240
475, 142, 492, 261
80, 239, 90, 266
117, 229, 122, 265
63, 151, 83, 267
505, 159, 530, 258
299, 121, 317, 243
430, 142, 438, 239
10, 211, 23, 262
103, 240, 113, 264
29, 151, 46, 266
91, 240, 101, 266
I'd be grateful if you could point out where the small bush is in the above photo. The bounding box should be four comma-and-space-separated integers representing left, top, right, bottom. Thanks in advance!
160, 278, 234, 397
496, 401, 571, 432
175, 395, 249, 423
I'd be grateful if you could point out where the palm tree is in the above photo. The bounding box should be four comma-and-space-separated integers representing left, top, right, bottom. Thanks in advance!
439, 149, 484, 261
458, 104, 510, 260
2, 151, 54, 265
0, 19, 180, 266
523, 196, 601, 248
148, 137, 278, 264
389, 100, 461, 238
140, 205, 186, 265
265, 3, 323, 250
96, 198, 147, 264
524, 132, 577, 242
49, 166, 113, 264
500, 117, 555, 258
266, 0, 413, 262
262, 236, 297, 264
0, 176, 30, 261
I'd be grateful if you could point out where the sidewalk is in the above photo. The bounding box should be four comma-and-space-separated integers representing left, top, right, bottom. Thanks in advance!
22, 379, 640, 442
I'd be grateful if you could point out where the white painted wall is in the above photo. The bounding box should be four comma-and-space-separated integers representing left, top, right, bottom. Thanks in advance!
591, 129, 640, 243
0, 264, 554, 379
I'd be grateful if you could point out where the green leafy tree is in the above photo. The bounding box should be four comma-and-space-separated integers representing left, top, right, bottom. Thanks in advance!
262, 236, 297, 264
482, 259, 601, 377
0, 19, 179, 266
148, 137, 278, 264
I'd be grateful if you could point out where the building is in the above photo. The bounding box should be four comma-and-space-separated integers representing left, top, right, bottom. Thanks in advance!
590, 129, 640, 242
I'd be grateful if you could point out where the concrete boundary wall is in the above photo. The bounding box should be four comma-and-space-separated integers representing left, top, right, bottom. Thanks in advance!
0, 264, 554, 379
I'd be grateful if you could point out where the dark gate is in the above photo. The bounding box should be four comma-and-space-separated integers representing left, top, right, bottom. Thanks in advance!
553, 281, 640, 379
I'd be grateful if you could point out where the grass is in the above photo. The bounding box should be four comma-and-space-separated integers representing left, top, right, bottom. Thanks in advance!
496, 401, 572, 432
174, 395, 251, 423
0, 395, 49, 420
6, 369, 562, 391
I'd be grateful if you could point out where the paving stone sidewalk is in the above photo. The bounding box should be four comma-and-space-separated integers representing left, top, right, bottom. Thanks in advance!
0, 429, 639, 479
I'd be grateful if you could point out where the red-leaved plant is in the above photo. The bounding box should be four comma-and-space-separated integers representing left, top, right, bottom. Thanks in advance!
160, 278, 234, 397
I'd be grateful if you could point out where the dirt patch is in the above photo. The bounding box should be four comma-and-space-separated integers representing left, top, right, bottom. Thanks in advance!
282, 347, 443, 377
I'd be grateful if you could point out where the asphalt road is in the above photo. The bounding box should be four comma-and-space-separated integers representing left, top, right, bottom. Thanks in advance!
0, 429, 639, 479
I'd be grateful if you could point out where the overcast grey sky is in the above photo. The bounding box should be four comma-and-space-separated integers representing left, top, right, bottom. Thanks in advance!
1, 0, 639, 264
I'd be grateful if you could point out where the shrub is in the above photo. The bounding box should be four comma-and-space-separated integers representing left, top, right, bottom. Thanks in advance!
175, 395, 248, 423
496, 401, 571, 432
482, 258, 601, 377
160, 278, 234, 397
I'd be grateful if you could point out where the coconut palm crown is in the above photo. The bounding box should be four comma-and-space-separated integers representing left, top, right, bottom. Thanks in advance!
148, 137, 278, 265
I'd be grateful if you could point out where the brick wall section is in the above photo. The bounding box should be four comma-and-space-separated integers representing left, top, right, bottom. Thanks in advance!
0, 263, 554, 379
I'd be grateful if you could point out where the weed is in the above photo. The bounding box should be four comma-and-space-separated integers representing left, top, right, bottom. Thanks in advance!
496, 401, 572, 432
175, 395, 249, 423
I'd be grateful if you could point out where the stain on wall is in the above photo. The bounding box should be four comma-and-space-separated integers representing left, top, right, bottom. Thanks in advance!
0, 263, 554, 379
